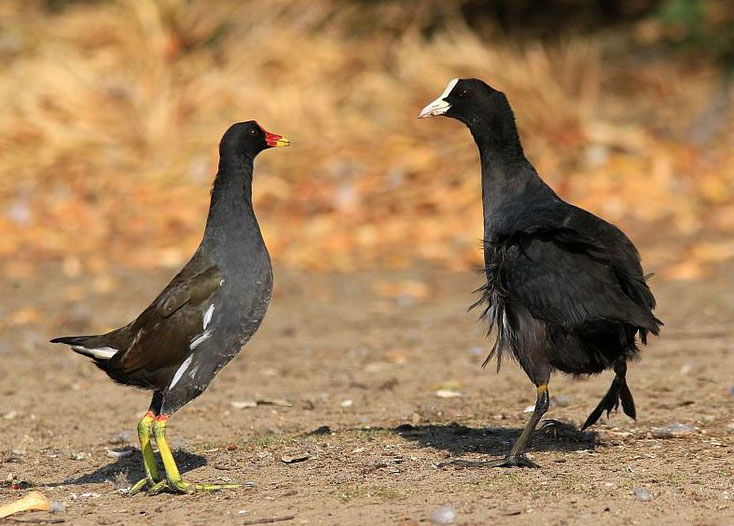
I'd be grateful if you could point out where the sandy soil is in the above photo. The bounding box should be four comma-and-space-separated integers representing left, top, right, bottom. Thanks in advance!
1, 264, 733, 525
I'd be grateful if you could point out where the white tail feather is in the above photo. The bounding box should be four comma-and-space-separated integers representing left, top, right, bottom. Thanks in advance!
71, 346, 117, 360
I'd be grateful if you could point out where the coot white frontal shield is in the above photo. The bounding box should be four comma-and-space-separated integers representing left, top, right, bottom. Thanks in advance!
417, 78, 458, 118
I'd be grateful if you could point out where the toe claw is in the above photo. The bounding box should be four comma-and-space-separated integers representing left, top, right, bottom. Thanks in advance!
128, 477, 156, 496
146, 479, 240, 495
492, 455, 541, 469
147, 480, 169, 496
436, 459, 493, 469
540, 418, 564, 430
540, 418, 567, 438
195, 483, 241, 491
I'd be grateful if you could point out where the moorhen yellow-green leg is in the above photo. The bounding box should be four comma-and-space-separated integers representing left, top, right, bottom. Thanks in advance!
147, 416, 240, 495
128, 411, 161, 495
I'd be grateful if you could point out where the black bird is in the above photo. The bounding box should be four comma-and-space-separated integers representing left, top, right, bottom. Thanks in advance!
51, 121, 289, 493
419, 79, 661, 468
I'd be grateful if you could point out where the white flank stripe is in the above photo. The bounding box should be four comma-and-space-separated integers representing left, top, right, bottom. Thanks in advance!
189, 329, 213, 350
170, 354, 193, 388
203, 304, 215, 330
72, 346, 117, 360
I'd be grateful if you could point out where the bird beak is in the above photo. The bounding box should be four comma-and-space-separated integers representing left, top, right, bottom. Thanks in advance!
264, 131, 290, 147
418, 98, 451, 119
418, 78, 459, 119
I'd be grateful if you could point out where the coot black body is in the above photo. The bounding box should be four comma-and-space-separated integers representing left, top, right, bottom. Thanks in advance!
419, 79, 661, 467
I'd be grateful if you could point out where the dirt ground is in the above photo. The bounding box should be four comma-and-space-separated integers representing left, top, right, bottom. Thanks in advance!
1, 263, 733, 525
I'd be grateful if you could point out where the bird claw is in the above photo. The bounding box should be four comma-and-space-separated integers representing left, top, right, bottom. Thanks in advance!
437, 455, 541, 469
540, 418, 564, 430
436, 459, 494, 469
147, 478, 241, 495
492, 455, 541, 469
539, 418, 566, 438
127, 477, 158, 496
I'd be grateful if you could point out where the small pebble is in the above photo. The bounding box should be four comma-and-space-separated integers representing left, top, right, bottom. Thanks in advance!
435, 390, 461, 399
431, 504, 456, 525
50, 501, 65, 513
257, 398, 293, 407
307, 425, 331, 436
523, 405, 535, 413
651, 422, 694, 438
3, 410, 18, 420
633, 487, 652, 501
106, 448, 133, 459
281, 453, 310, 464
71, 452, 90, 460
231, 400, 257, 409
340, 399, 354, 408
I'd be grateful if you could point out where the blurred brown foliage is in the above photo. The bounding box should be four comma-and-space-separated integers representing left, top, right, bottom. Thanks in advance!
1, 0, 732, 281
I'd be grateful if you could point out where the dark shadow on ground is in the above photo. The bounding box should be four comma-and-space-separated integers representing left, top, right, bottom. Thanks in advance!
392, 421, 596, 460
35, 449, 206, 488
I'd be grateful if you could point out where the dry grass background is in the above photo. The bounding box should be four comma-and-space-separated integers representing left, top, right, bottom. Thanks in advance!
1, 0, 733, 285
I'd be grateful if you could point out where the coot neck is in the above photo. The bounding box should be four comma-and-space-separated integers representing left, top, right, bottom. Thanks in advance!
471, 124, 554, 239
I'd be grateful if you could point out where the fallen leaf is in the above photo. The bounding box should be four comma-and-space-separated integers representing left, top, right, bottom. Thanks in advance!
0, 491, 51, 519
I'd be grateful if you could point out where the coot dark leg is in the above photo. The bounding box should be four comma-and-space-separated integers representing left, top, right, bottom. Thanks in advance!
493, 384, 550, 468
582, 359, 636, 430
147, 415, 241, 495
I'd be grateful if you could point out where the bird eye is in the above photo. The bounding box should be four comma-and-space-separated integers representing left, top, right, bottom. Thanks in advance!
250, 129, 257, 136
458, 89, 469, 98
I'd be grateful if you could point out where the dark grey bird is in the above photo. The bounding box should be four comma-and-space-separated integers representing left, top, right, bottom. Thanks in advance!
419, 79, 661, 468
51, 121, 289, 493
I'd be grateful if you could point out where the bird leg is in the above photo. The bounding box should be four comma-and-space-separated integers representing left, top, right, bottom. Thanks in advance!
582, 360, 636, 430
493, 384, 550, 468
147, 415, 241, 495
128, 411, 161, 495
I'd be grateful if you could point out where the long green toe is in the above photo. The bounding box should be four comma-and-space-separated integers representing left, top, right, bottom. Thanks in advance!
148, 478, 240, 495
128, 477, 156, 496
